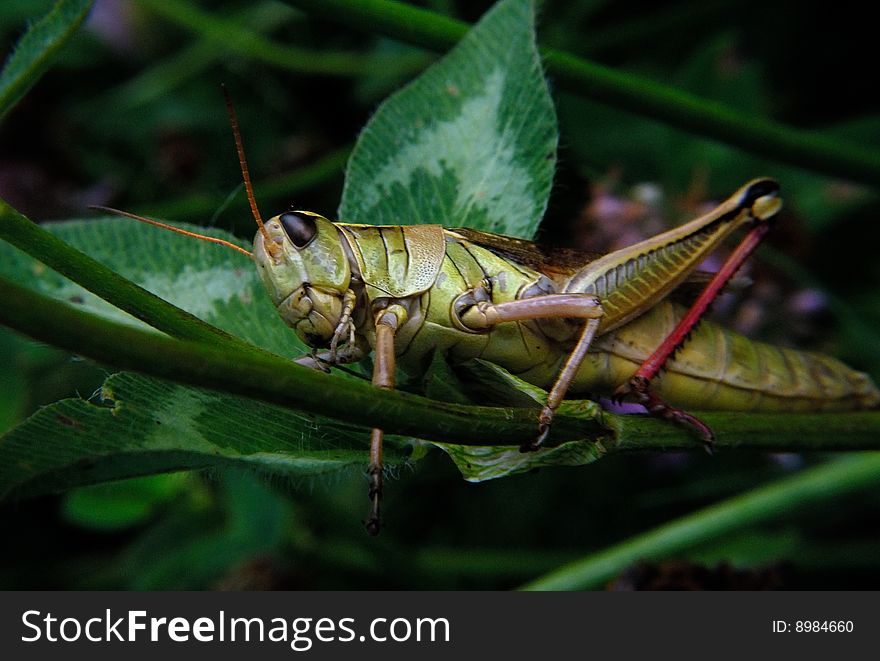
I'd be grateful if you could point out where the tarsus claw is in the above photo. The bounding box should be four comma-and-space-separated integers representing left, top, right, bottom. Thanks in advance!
617, 375, 716, 453
522, 406, 553, 453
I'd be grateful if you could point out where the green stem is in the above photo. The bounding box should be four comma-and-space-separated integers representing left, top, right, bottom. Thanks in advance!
0, 275, 599, 446
554, 0, 733, 55
0, 199, 250, 351
4, 269, 880, 451
520, 453, 880, 590
138, 0, 429, 77
282, 0, 880, 187
287, 0, 466, 53
4, 201, 880, 452
0, 0, 93, 121
98, 2, 300, 111
608, 408, 880, 453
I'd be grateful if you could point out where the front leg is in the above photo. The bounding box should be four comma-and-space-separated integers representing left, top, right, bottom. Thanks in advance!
295, 288, 362, 372
365, 303, 406, 536
295, 339, 366, 372
457, 293, 604, 452
329, 288, 358, 362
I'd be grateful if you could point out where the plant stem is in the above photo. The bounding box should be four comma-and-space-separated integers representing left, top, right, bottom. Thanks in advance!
138, 0, 429, 77
97, 3, 300, 111
0, 0, 93, 121
0, 199, 251, 351
520, 453, 880, 590
0, 275, 600, 446
282, 0, 880, 188
4, 272, 880, 451
609, 408, 880, 453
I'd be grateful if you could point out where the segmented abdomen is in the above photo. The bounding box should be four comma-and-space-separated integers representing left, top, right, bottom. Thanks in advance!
570, 300, 880, 411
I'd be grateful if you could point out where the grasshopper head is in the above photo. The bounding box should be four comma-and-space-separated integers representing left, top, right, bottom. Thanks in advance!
254, 210, 351, 348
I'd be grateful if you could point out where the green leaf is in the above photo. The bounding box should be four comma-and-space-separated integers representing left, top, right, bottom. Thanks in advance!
137, 0, 429, 78
0, 371, 405, 500
433, 362, 606, 481
0, 0, 93, 121
61, 473, 189, 531
339, 0, 557, 238
113, 470, 292, 589
0, 331, 31, 434
439, 439, 604, 483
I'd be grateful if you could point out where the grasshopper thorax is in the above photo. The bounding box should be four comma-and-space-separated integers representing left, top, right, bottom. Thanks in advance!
254, 210, 352, 348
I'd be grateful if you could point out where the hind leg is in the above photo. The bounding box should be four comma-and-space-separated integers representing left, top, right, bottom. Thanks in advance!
614, 223, 773, 450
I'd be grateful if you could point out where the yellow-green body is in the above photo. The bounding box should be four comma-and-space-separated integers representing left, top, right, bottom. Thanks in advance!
251, 179, 879, 416
332, 223, 878, 412
241, 171, 877, 533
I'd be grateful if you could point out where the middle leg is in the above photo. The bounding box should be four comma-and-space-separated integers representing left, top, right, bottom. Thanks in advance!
456, 292, 604, 452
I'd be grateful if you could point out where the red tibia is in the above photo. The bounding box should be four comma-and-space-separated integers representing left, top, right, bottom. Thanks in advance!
630, 222, 772, 384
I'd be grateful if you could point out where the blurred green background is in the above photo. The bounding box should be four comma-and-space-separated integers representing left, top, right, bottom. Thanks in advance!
2, 0, 880, 590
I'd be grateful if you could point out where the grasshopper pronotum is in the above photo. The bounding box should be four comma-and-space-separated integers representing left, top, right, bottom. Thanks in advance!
100, 93, 879, 535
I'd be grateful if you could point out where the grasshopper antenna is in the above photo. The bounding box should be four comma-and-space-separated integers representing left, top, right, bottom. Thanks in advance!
90, 206, 252, 258
221, 83, 274, 252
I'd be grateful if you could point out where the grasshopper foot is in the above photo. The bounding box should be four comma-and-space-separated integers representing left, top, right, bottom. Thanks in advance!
620, 376, 716, 453
522, 406, 554, 453
364, 466, 383, 536
611, 380, 634, 403
295, 351, 332, 373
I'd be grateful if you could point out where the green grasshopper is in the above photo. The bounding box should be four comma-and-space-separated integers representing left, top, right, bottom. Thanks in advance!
103, 98, 879, 535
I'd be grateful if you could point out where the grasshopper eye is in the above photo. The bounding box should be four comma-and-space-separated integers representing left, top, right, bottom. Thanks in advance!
742, 179, 780, 207
742, 179, 782, 221
279, 212, 317, 248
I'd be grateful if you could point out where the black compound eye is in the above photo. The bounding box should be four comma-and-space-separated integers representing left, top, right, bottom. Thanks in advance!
279, 212, 317, 248
742, 179, 780, 207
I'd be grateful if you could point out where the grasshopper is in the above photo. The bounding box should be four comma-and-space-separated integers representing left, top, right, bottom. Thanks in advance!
103, 95, 879, 535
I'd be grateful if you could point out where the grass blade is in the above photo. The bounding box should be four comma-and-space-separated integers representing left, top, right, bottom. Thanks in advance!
0, 0, 93, 121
